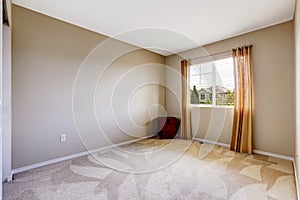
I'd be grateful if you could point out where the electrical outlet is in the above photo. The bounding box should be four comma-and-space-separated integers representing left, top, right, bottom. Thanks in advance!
60, 134, 66, 142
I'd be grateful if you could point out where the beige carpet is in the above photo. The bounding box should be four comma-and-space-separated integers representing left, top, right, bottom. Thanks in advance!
3, 139, 297, 200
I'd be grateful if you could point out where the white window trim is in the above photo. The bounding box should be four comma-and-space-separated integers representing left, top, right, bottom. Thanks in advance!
190, 104, 234, 109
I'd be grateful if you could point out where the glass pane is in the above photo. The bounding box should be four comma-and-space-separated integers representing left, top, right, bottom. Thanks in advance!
214, 58, 235, 106
190, 62, 213, 105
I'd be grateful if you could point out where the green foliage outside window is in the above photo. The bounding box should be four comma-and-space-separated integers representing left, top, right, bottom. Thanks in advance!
193, 85, 200, 104
191, 88, 234, 106
216, 90, 234, 106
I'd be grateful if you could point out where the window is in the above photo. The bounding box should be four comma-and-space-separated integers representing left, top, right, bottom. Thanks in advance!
190, 57, 234, 106
200, 94, 206, 100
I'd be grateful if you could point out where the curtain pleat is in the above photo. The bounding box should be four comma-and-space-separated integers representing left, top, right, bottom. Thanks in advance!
181, 60, 191, 140
230, 46, 253, 154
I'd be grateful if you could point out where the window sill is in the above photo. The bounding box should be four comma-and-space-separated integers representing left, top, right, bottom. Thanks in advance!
190, 104, 234, 109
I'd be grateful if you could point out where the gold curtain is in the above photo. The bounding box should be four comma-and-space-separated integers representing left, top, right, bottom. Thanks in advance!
180, 60, 191, 140
230, 46, 253, 154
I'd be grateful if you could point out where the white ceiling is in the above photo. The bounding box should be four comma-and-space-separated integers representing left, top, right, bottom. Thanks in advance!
13, 0, 295, 56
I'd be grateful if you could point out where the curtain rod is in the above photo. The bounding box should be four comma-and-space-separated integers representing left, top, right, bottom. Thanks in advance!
189, 45, 253, 62
189, 50, 231, 62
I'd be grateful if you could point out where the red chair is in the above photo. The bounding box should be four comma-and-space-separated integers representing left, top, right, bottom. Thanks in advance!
157, 117, 180, 139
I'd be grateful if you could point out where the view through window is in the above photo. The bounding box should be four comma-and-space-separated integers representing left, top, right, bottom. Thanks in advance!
190, 57, 234, 106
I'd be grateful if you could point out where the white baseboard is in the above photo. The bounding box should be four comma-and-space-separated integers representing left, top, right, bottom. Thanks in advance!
11, 135, 156, 177
193, 137, 230, 148
193, 137, 294, 161
252, 149, 294, 161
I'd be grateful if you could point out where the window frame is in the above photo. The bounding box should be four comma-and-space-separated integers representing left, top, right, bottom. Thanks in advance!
189, 52, 234, 108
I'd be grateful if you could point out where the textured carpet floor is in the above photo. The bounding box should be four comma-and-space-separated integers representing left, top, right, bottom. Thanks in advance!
3, 139, 297, 200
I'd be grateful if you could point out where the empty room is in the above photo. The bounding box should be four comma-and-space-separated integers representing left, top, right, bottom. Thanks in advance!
1, 0, 300, 199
